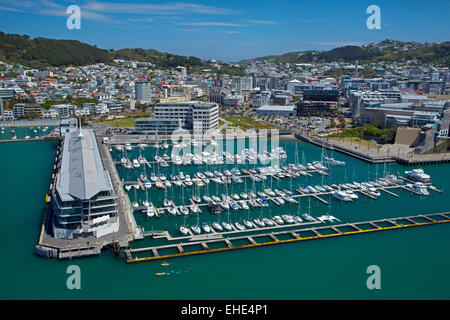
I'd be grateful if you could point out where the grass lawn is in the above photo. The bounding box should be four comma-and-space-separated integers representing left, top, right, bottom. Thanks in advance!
223, 116, 276, 130
97, 118, 135, 127
328, 136, 380, 149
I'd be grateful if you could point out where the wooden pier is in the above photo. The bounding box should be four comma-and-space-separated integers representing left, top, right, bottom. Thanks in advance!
125, 212, 450, 263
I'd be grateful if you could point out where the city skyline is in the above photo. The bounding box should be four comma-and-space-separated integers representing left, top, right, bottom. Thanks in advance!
0, 0, 449, 61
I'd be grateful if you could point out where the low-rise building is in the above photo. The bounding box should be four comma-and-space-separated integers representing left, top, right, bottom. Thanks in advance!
255, 105, 297, 117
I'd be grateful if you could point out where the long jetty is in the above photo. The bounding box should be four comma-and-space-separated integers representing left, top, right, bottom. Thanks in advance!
125, 212, 450, 263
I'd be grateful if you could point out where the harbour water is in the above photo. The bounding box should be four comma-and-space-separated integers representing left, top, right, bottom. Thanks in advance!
1, 138, 449, 299
0, 126, 58, 140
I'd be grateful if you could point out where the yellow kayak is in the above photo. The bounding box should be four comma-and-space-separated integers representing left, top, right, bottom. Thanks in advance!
155, 272, 166, 276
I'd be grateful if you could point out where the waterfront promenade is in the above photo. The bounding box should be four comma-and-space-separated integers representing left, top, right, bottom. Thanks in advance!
294, 131, 450, 165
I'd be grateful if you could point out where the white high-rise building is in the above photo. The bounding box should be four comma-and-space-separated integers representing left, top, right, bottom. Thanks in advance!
177, 66, 187, 80
135, 81, 153, 103
154, 101, 219, 133
241, 76, 253, 92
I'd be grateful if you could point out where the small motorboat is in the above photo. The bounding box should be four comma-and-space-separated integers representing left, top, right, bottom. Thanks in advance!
212, 222, 223, 232
243, 220, 254, 229
163, 198, 171, 207
146, 207, 155, 218
222, 222, 233, 231
239, 200, 249, 210
281, 215, 295, 224
191, 225, 201, 235
180, 225, 189, 236
239, 192, 248, 200
180, 205, 189, 215
254, 218, 265, 228
230, 201, 239, 210
235, 222, 246, 231
262, 218, 275, 227
273, 216, 284, 225
167, 206, 177, 216
202, 222, 211, 233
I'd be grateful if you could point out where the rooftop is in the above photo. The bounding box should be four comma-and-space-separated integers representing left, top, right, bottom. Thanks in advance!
257, 105, 296, 111
56, 128, 114, 202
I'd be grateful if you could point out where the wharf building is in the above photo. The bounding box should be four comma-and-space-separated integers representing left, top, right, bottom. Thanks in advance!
51, 127, 119, 239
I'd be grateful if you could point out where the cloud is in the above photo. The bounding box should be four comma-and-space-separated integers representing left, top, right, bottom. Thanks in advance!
38, 8, 121, 24
181, 22, 245, 27
250, 20, 277, 25
225, 30, 239, 34
0, 1, 240, 24
127, 18, 154, 23
0, 5, 22, 12
82, 1, 240, 15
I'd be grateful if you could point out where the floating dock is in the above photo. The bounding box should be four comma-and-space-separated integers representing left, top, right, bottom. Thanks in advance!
125, 212, 450, 263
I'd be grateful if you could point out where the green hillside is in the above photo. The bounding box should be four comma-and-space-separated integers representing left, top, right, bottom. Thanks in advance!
252, 40, 450, 67
0, 32, 206, 69
0, 32, 111, 68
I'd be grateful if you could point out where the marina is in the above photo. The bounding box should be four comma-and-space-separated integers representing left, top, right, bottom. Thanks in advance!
2, 124, 448, 263
96, 135, 447, 265
2, 133, 450, 299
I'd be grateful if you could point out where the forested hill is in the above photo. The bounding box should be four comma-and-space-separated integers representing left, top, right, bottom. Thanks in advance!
251, 40, 450, 67
0, 32, 207, 69
0, 32, 112, 67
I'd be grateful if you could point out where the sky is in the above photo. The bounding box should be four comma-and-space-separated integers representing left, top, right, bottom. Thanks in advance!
0, 0, 449, 61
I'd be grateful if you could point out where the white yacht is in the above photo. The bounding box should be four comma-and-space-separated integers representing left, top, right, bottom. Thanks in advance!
332, 191, 352, 202
132, 159, 140, 168
262, 218, 275, 227
323, 157, 346, 166
146, 207, 155, 218
407, 182, 430, 195
405, 169, 431, 183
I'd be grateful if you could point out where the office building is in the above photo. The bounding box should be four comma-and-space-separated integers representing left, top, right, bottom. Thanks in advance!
135, 119, 182, 134
154, 101, 219, 133
135, 81, 153, 103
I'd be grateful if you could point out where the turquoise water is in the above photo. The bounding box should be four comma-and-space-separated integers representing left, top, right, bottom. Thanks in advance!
0, 126, 58, 140
0, 139, 449, 299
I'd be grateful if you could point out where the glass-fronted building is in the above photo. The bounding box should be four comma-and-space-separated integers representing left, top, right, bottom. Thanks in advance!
51, 128, 119, 239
